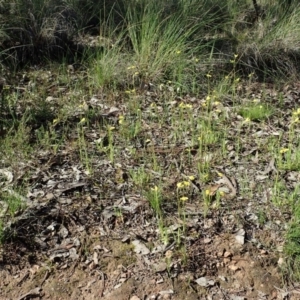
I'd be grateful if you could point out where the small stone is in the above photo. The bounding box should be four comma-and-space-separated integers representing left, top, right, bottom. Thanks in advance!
153, 262, 167, 273
195, 277, 215, 287
229, 296, 245, 300
159, 289, 174, 296
235, 229, 245, 245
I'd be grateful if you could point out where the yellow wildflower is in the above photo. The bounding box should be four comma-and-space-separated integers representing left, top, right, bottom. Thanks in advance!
151, 186, 159, 192
79, 117, 86, 124
180, 196, 188, 202
292, 108, 300, 116
177, 181, 190, 189
125, 89, 136, 94
118, 115, 124, 125
177, 182, 184, 189
280, 148, 289, 154
179, 103, 192, 109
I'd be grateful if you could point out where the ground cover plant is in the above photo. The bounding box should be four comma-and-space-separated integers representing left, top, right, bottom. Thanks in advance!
1, 0, 300, 299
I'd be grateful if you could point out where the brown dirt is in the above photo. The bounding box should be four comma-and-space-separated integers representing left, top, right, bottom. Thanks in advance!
0, 229, 297, 300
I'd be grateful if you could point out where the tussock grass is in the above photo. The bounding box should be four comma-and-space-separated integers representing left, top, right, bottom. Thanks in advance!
233, 2, 300, 78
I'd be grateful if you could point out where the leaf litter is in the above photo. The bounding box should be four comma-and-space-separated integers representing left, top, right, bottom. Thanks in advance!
1, 68, 300, 299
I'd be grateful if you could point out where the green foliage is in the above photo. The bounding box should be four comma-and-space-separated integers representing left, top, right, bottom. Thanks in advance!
239, 103, 273, 121
0, 0, 299, 79
0, 0, 105, 65
0, 190, 26, 244
284, 204, 300, 280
